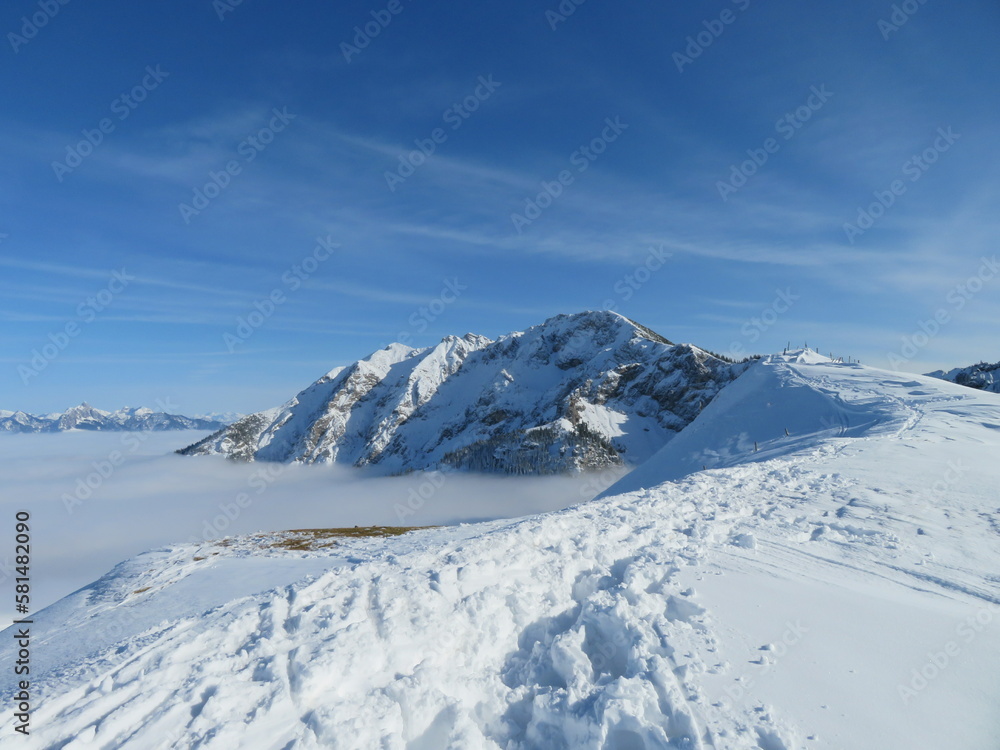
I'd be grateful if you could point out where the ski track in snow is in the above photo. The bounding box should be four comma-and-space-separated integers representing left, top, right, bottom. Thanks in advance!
2, 353, 999, 749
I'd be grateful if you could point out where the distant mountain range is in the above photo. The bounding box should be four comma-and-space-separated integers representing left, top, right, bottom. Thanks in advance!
179, 311, 751, 474
0, 403, 234, 434
926, 360, 1000, 394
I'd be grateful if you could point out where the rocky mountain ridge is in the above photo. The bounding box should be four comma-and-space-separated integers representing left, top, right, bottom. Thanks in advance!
927, 360, 1000, 393
180, 311, 750, 474
0, 403, 230, 433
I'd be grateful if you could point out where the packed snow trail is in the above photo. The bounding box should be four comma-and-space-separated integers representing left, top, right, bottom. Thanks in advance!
2, 353, 999, 749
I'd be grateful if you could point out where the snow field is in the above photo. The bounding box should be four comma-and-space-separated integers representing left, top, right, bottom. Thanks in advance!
2, 352, 999, 748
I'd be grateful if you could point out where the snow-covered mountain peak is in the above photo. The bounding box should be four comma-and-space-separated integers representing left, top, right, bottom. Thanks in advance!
63, 401, 107, 416
364, 341, 419, 366
55, 402, 110, 430
508, 310, 673, 352
180, 312, 742, 474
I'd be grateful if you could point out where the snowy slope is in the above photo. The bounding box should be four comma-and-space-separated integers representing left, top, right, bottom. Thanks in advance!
603, 349, 899, 492
3, 353, 999, 749
180, 311, 744, 475
927, 359, 1000, 394
0, 404, 230, 433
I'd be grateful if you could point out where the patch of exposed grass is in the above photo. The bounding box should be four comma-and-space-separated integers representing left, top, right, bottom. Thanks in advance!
266, 526, 435, 552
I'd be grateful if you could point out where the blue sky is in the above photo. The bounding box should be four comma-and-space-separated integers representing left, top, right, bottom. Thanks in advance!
1, 0, 998, 415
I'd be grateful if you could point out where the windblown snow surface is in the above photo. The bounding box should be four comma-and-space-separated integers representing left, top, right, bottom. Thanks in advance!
3, 352, 1000, 749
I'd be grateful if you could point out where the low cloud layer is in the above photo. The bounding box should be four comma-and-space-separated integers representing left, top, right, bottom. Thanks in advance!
0, 431, 625, 620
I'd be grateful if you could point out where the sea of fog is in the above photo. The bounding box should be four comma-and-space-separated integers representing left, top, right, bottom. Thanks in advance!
0, 431, 627, 621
